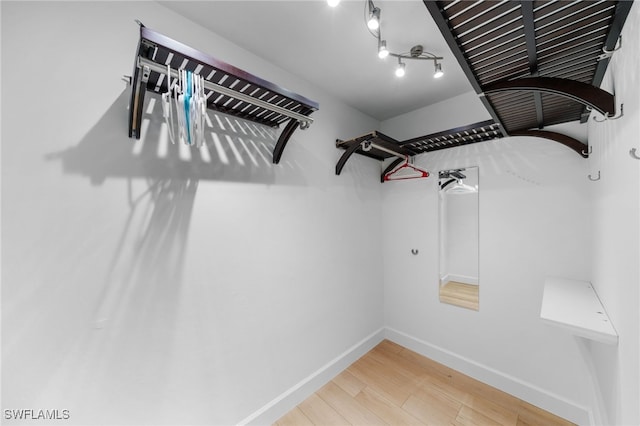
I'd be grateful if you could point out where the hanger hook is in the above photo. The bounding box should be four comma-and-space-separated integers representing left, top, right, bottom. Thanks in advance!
581, 146, 593, 156
593, 103, 624, 122
598, 35, 622, 60
588, 171, 601, 181
630, 148, 640, 160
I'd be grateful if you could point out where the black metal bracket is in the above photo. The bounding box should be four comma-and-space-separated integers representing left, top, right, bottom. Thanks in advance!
509, 129, 589, 158
128, 65, 150, 139
381, 158, 404, 183
335, 132, 411, 179
483, 77, 616, 118
335, 139, 363, 176
273, 119, 300, 164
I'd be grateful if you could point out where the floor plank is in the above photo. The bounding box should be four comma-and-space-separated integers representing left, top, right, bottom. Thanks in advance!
347, 354, 415, 407
516, 401, 576, 426
402, 393, 460, 425
464, 394, 519, 426
298, 393, 349, 425
355, 387, 426, 425
274, 340, 576, 426
317, 381, 387, 425
275, 407, 313, 426
454, 404, 506, 426
332, 370, 366, 398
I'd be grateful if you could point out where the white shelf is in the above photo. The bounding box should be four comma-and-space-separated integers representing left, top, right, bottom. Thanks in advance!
540, 277, 618, 345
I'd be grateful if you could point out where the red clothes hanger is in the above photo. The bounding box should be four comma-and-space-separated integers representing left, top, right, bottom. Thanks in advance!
384, 156, 430, 181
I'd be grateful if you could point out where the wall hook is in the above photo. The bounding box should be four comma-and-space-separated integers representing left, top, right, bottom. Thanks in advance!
593, 103, 624, 122
411, 249, 419, 255
588, 171, 601, 181
630, 148, 640, 160
598, 35, 622, 61
581, 146, 593, 156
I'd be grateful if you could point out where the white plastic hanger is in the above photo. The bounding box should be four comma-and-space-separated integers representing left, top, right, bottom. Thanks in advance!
176, 69, 188, 145
196, 74, 207, 147
161, 64, 177, 144
200, 75, 207, 145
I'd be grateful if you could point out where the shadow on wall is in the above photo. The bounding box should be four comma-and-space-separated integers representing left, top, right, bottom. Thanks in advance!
40, 89, 301, 323
72, 178, 201, 411
40, 89, 316, 326
20, 89, 322, 415
96, 178, 198, 315
40, 89, 319, 317
46, 90, 312, 186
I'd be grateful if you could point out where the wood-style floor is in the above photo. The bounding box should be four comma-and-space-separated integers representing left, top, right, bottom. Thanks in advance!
440, 281, 480, 311
275, 340, 574, 426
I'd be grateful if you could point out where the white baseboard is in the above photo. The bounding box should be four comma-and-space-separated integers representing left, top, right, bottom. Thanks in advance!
239, 326, 592, 425
441, 273, 479, 285
238, 327, 385, 425
384, 327, 592, 425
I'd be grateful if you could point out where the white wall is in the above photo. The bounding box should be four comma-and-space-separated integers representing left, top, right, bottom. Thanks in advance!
1, 2, 384, 424
381, 91, 492, 140
587, 3, 640, 425
3, 2, 637, 425
381, 94, 595, 423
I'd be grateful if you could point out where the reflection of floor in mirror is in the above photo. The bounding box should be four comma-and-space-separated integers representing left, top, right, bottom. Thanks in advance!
440, 281, 479, 311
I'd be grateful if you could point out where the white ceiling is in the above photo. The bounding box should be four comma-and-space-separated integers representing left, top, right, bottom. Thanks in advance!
159, 0, 474, 121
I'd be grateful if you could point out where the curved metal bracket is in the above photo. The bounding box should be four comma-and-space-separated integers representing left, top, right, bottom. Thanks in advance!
335, 140, 363, 175
273, 104, 317, 164
593, 103, 624, 122
128, 64, 149, 139
272, 119, 300, 164
509, 130, 589, 158
630, 148, 640, 160
484, 77, 615, 117
588, 171, 601, 181
381, 157, 404, 183
582, 146, 593, 157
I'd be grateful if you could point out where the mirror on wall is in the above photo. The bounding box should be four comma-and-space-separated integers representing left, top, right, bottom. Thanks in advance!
438, 167, 479, 311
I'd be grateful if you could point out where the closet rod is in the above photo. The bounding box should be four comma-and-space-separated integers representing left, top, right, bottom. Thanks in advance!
138, 57, 314, 127
362, 140, 408, 160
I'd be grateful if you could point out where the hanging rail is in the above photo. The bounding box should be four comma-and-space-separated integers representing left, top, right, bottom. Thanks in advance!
137, 58, 314, 126
336, 121, 504, 182
360, 140, 408, 160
